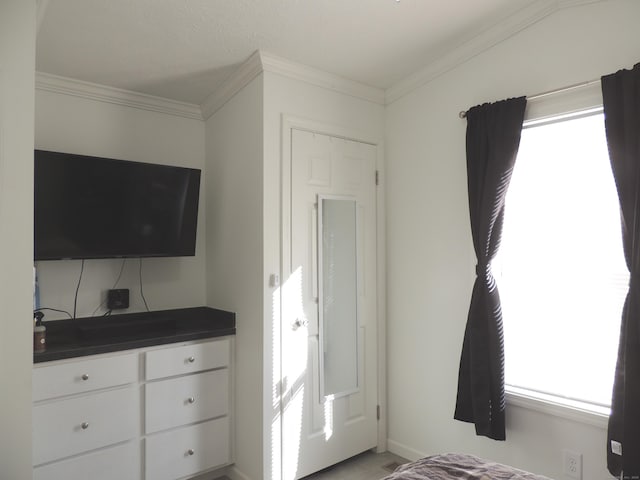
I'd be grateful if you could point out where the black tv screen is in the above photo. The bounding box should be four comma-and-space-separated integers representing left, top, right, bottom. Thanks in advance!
34, 150, 201, 260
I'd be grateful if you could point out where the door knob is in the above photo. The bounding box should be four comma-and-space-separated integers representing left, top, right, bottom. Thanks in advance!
291, 318, 309, 330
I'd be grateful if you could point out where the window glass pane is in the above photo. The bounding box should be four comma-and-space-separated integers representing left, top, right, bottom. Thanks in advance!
319, 197, 359, 398
494, 112, 628, 407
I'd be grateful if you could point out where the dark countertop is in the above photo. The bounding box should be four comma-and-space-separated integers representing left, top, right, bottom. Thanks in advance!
34, 306, 236, 363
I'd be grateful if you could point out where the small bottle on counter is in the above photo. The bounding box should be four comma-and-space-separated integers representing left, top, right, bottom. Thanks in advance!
34, 311, 46, 353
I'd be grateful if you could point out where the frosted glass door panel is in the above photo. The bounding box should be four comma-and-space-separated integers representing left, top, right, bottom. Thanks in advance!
319, 196, 358, 398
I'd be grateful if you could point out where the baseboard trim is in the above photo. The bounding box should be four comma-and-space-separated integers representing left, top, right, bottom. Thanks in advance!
386, 439, 428, 462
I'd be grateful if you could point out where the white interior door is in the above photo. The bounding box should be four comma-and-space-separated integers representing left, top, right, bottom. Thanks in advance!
281, 129, 378, 480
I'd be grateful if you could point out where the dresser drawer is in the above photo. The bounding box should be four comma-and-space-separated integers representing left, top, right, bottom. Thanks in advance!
33, 352, 138, 401
145, 338, 229, 380
33, 385, 139, 465
145, 417, 230, 480
145, 369, 228, 434
33, 441, 140, 480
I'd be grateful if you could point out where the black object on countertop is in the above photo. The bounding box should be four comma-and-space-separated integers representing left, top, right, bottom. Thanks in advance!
33, 306, 235, 363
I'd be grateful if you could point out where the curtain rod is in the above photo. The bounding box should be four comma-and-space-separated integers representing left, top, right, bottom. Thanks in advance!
458, 78, 601, 119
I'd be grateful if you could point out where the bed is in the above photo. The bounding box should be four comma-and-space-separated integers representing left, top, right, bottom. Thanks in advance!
381, 453, 552, 480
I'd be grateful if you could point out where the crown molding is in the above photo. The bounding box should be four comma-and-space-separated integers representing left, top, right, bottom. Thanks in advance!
558, 0, 608, 8
201, 50, 385, 120
36, 0, 608, 117
259, 51, 385, 106
200, 50, 264, 120
385, 0, 610, 105
35, 72, 204, 120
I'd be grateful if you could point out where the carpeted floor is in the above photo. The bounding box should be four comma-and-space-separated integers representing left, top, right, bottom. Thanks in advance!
300, 450, 409, 480
213, 450, 408, 480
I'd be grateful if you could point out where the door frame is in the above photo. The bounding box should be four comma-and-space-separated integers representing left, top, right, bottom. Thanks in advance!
279, 114, 387, 476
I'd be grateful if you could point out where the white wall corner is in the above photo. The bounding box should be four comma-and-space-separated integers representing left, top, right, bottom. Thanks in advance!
384, 0, 612, 105
36, 0, 50, 35
227, 465, 253, 480
200, 50, 264, 121
35, 71, 204, 120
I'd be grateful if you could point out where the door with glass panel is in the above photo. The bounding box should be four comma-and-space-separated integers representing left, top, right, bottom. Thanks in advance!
282, 129, 378, 479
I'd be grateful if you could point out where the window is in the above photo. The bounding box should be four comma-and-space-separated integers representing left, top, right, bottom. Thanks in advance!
493, 106, 628, 414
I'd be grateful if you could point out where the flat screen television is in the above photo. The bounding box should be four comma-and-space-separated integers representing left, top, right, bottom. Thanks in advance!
34, 150, 201, 260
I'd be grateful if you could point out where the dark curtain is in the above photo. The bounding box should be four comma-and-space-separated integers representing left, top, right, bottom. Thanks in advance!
603, 62, 640, 478
454, 97, 527, 440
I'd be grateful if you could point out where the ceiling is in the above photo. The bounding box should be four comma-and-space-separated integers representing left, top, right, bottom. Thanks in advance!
36, 0, 539, 105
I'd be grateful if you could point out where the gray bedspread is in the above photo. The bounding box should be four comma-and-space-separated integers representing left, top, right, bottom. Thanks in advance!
381, 453, 552, 480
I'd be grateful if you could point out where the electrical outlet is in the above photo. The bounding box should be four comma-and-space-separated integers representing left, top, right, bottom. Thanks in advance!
563, 450, 582, 480
107, 288, 130, 310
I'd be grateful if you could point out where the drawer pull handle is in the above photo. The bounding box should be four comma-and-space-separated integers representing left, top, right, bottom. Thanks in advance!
187, 449, 195, 456
81, 422, 90, 430
81, 374, 89, 381
188, 356, 195, 363
187, 396, 196, 404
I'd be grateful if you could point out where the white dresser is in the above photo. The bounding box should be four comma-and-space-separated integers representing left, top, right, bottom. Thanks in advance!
32, 336, 233, 480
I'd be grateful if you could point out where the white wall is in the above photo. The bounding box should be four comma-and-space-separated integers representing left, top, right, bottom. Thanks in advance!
205, 67, 385, 480
385, 1, 640, 479
262, 70, 385, 479
0, 1, 35, 478
34, 88, 207, 318
204, 75, 265, 480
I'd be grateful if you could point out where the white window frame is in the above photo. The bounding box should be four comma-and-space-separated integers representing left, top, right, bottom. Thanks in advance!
502, 80, 614, 429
